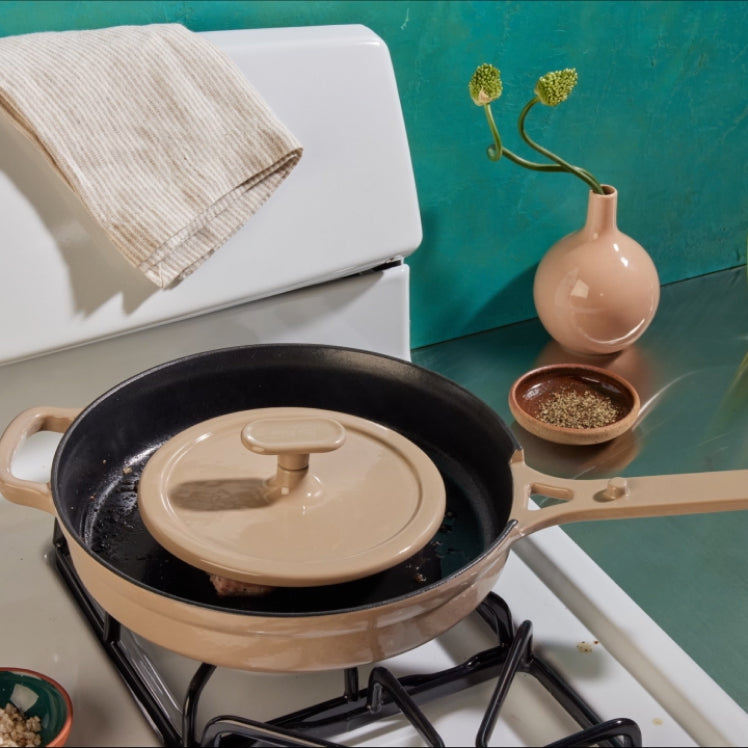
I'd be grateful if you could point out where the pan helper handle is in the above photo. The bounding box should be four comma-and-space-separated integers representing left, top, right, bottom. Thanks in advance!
0, 406, 81, 514
241, 415, 346, 495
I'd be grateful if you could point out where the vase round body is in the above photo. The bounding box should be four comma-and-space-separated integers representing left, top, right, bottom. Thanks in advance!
533, 185, 660, 356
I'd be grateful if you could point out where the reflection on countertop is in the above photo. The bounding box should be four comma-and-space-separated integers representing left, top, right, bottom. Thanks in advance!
412, 265, 748, 712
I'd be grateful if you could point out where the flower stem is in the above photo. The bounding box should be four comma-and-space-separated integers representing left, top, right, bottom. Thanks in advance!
518, 97, 604, 194
482, 104, 572, 173
482, 103, 503, 161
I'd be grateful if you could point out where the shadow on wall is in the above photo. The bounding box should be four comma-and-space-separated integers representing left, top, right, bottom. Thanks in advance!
412, 203, 551, 344
475, 266, 538, 331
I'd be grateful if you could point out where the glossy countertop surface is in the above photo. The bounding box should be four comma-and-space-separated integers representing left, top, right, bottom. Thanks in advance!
412, 265, 748, 712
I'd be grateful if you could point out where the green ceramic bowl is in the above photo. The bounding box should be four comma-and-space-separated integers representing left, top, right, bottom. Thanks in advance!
0, 668, 73, 746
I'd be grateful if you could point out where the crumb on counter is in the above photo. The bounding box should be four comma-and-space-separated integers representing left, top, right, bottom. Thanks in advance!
576, 640, 597, 653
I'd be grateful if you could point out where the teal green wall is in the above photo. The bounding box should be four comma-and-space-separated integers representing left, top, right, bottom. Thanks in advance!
1, 1, 746, 348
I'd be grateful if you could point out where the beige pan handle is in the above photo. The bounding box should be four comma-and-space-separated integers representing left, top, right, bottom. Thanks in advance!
0, 406, 81, 514
508, 448, 748, 540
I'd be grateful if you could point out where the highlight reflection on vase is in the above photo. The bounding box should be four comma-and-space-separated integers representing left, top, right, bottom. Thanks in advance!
533, 185, 660, 356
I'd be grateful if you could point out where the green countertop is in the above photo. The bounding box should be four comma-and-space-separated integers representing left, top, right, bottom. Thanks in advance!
412, 265, 748, 712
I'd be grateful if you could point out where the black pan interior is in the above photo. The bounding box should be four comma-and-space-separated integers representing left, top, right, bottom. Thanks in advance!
51, 344, 519, 615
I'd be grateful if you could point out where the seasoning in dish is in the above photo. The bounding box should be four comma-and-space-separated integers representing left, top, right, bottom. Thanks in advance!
536, 386, 624, 429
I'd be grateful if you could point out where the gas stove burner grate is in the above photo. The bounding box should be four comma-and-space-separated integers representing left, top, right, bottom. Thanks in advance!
52, 521, 641, 747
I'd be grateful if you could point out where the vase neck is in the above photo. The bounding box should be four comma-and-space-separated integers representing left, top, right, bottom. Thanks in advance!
584, 184, 618, 237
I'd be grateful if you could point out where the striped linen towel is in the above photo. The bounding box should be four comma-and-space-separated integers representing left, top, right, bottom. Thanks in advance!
0, 23, 302, 288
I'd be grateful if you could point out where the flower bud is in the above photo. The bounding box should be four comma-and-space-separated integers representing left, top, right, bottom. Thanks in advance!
534, 68, 578, 106
469, 63, 502, 106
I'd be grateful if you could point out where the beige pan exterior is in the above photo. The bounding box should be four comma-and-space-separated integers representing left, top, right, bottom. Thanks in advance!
1, 405, 747, 673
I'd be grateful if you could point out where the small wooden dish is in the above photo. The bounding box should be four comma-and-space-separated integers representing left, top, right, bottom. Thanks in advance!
508, 364, 640, 446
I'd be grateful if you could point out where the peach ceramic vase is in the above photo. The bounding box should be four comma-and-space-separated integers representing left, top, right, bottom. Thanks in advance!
533, 185, 660, 356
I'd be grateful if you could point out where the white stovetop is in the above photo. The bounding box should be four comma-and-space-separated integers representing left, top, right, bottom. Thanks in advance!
1, 324, 747, 746
0, 279, 746, 746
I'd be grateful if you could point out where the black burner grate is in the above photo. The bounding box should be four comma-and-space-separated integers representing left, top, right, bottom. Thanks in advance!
52, 521, 641, 747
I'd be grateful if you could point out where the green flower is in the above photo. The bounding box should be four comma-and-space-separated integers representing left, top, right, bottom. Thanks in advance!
534, 68, 578, 107
468, 63, 603, 193
469, 63, 502, 106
